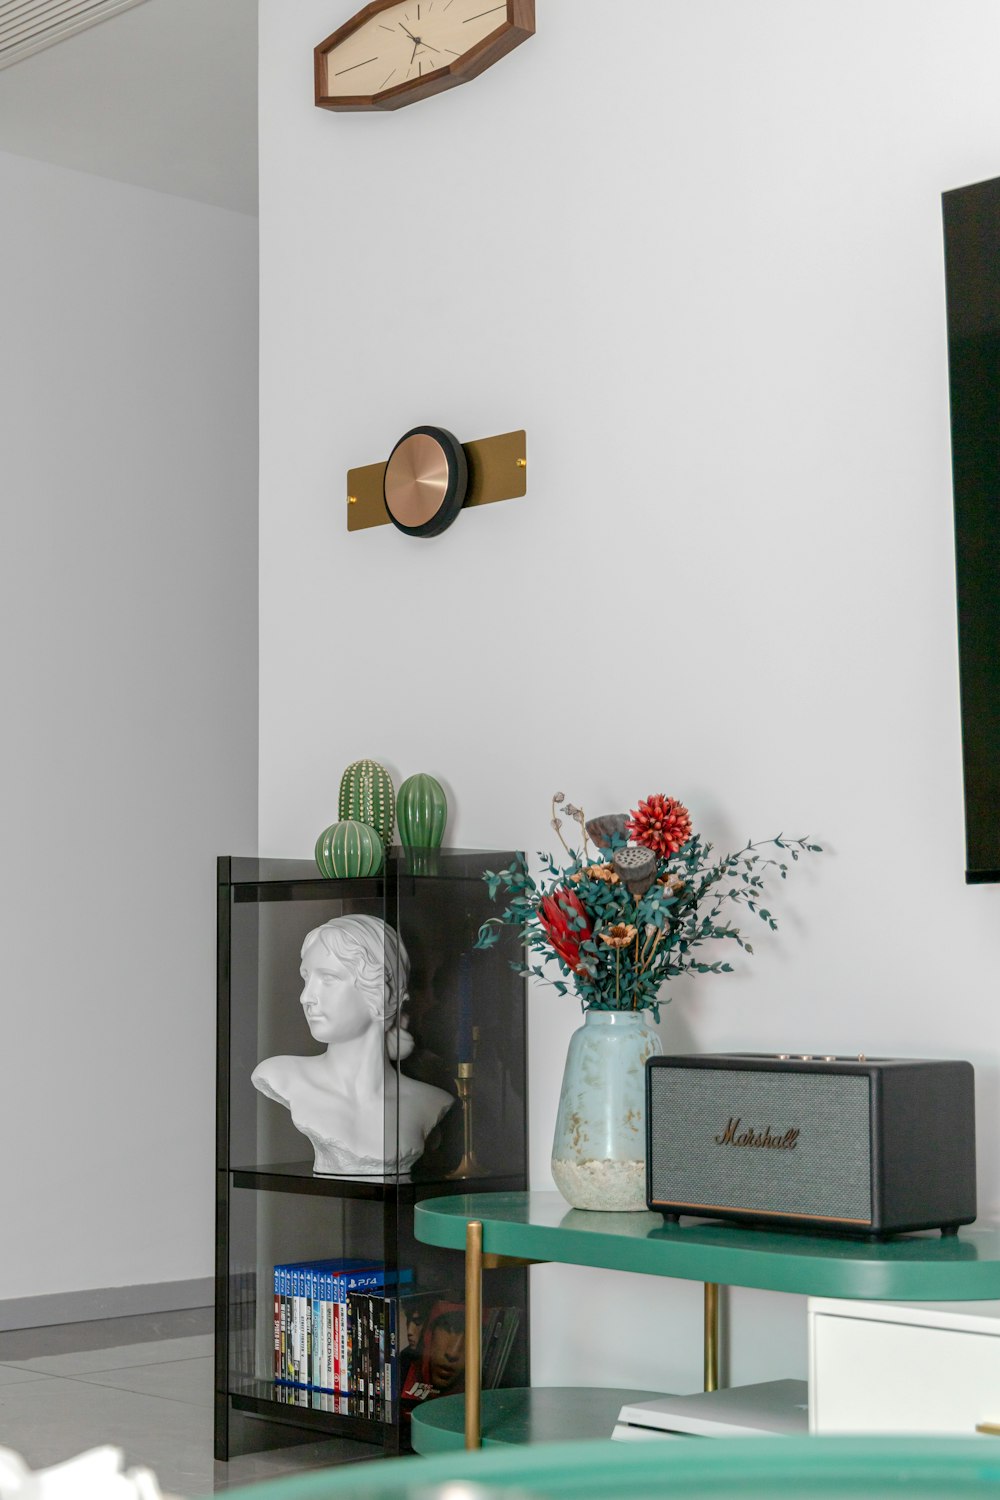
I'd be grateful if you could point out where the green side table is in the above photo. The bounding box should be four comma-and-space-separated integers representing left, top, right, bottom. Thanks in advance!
413, 1190, 1000, 1452
223, 1437, 1000, 1500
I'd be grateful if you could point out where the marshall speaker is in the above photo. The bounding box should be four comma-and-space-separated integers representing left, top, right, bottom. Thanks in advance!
646, 1055, 976, 1238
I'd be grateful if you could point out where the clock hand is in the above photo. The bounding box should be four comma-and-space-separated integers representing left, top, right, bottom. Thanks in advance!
400, 21, 441, 63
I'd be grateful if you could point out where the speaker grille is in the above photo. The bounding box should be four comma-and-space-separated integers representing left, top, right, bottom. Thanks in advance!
649, 1067, 872, 1222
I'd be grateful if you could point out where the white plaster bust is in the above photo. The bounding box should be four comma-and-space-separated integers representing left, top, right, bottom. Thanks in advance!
252, 914, 454, 1175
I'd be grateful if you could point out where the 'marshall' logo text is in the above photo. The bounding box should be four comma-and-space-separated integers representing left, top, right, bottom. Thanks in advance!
714, 1117, 800, 1150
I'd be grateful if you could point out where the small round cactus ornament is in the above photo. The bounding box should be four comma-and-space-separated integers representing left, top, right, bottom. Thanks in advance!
315, 820, 384, 879
338, 759, 395, 847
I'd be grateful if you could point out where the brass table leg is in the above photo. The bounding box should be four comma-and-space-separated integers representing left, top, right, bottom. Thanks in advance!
704, 1282, 720, 1392
465, 1220, 483, 1450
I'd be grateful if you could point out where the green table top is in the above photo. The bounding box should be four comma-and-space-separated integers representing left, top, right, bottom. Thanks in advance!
221, 1438, 1000, 1500
411, 1386, 664, 1454
414, 1191, 1000, 1300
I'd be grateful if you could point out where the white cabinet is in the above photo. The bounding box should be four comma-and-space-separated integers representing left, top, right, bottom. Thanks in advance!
809, 1296, 1000, 1436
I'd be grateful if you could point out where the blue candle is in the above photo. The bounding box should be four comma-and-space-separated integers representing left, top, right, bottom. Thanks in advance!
457, 953, 474, 1061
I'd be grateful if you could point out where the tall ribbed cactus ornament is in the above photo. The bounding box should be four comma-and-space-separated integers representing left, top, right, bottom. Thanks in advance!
397, 773, 448, 850
338, 759, 395, 847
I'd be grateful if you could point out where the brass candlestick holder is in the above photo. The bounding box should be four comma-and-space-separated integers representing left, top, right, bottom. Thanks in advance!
447, 1027, 481, 1179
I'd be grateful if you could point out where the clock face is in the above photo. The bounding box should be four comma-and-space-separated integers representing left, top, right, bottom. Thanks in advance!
316, 0, 533, 110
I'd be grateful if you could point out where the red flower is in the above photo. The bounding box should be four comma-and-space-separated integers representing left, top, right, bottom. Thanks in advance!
538, 888, 593, 973
627, 794, 693, 859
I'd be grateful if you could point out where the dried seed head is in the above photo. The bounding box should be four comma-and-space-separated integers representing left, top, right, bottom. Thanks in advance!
612, 845, 659, 898
586, 813, 629, 850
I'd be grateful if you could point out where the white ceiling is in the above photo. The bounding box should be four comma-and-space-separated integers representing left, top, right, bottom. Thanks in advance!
0, 0, 150, 72
0, 0, 257, 214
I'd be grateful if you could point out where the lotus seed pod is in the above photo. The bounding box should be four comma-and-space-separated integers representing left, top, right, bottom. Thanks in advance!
585, 812, 629, 851
613, 844, 658, 897
338, 759, 395, 847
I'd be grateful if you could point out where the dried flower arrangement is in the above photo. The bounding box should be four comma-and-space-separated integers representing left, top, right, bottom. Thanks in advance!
476, 793, 821, 1018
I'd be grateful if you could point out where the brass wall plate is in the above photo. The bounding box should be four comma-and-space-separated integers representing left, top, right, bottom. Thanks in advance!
347, 429, 527, 532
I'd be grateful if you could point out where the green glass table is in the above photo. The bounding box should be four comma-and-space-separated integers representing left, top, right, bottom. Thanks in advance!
413, 1191, 1000, 1452
224, 1437, 1000, 1499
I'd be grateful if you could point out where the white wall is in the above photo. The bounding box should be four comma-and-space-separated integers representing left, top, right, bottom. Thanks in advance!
258, 0, 1000, 1393
0, 150, 258, 1303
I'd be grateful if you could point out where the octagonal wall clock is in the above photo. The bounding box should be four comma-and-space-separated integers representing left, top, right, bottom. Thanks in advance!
315, 0, 535, 112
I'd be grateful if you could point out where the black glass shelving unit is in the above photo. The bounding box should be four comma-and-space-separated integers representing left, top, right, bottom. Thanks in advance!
215, 852, 529, 1463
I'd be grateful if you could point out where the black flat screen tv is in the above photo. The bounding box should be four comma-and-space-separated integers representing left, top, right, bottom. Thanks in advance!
942, 174, 1000, 883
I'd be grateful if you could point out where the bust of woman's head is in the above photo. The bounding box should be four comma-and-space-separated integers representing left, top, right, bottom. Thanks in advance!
299, 914, 415, 1058
252, 911, 453, 1176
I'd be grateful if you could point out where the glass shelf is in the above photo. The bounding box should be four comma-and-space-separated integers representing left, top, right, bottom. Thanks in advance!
223, 847, 521, 889
231, 1378, 388, 1445
230, 1165, 528, 1202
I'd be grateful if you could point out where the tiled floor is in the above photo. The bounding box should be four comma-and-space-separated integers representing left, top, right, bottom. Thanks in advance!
0, 1308, 386, 1497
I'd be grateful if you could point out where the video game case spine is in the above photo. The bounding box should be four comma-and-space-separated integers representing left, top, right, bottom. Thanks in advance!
321, 1268, 333, 1394
310, 1268, 320, 1391
290, 1267, 296, 1386
339, 1273, 350, 1407
284, 1266, 293, 1385
273, 1265, 280, 1381
349, 1289, 372, 1418
273, 1278, 280, 1381
302, 1266, 310, 1388
292, 1266, 302, 1386
279, 1263, 290, 1384
296, 1265, 307, 1387
333, 1296, 340, 1407
344, 1295, 354, 1417
374, 1292, 385, 1417
385, 1293, 396, 1413
360, 1291, 370, 1418
370, 1293, 379, 1418
276, 1264, 287, 1385
369, 1292, 378, 1419
346, 1290, 356, 1414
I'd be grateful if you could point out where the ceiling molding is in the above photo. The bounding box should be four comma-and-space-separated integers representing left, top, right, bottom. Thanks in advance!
0, 0, 149, 71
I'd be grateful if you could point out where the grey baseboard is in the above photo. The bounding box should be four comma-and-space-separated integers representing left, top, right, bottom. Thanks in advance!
0, 1277, 214, 1332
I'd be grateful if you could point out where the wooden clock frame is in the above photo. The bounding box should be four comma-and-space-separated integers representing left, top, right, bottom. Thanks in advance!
315, 0, 534, 112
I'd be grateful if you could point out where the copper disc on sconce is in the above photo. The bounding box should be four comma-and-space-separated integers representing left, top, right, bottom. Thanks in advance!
383, 426, 469, 537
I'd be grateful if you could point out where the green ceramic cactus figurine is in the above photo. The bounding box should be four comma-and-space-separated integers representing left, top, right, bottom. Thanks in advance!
315, 820, 384, 879
397, 772, 448, 850
338, 759, 395, 847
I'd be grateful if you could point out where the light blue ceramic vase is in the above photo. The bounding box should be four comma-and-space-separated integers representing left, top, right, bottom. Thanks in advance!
551, 1009, 663, 1212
